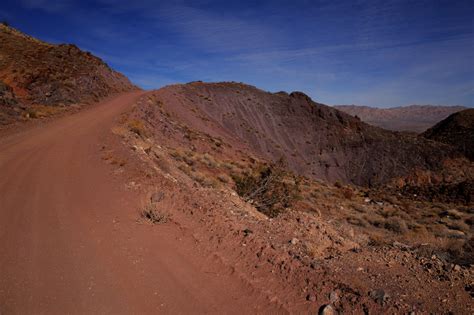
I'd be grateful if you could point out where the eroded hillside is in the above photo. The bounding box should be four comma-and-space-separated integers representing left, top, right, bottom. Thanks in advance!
0, 24, 137, 124
104, 89, 473, 313
132, 82, 464, 187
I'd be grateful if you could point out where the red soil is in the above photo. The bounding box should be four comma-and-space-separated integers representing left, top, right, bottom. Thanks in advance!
0, 92, 283, 314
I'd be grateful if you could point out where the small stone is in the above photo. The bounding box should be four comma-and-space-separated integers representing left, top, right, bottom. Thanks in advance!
243, 228, 253, 237
329, 291, 339, 303
306, 294, 316, 302
364, 198, 371, 203
369, 289, 389, 305
453, 265, 461, 272
318, 304, 335, 315
290, 238, 299, 245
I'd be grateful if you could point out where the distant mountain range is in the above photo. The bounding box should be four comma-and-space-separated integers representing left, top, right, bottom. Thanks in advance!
334, 104, 467, 133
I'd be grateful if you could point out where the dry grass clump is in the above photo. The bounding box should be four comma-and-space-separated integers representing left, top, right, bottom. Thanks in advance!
25, 104, 64, 119
190, 170, 217, 188
232, 159, 301, 218
340, 187, 354, 200
200, 153, 219, 168
140, 204, 168, 224
383, 216, 409, 234
127, 119, 147, 137
346, 215, 368, 227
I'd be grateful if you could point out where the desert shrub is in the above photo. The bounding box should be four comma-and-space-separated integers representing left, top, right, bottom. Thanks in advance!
190, 171, 217, 188
232, 159, 300, 217
217, 174, 230, 183
140, 205, 168, 224
340, 187, 354, 200
127, 119, 147, 137
347, 216, 367, 227
352, 204, 366, 213
384, 216, 409, 234
201, 153, 218, 168
446, 221, 470, 233
365, 215, 385, 228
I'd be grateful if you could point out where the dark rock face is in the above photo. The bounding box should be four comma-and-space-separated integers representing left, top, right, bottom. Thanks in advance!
423, 109, 474, 161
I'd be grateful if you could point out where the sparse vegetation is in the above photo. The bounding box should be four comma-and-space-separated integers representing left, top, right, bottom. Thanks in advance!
127, 119, 147, 137
25, 104, 64, 119
232, 159, 300, 217
140, 204, 168, 224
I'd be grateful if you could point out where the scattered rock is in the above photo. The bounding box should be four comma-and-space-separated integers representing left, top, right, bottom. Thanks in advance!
329, 291, 339, 303
318, 304, 335, 315
290, 238, 299, 245
369, 289, 389, 305
306, 293, 316, 302
243, 228, 253, 237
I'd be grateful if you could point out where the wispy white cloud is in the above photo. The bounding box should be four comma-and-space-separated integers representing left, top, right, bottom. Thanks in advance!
12, 0, 474, 107
152, 4, 279, 53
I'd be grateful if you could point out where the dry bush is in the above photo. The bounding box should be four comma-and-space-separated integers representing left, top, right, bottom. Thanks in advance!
140, 205, 168, 224
417, 238, 474, 266
200, 153, 219, 168
347, 215, 368, 227
190, 170, 217, 188
127, 119, 147, 137
351, 204, 367, 213
446, 221, 470, 233
384, 216, 409, 234
340, 187, 354, 200
25, 104, 63, 119
232, 159, 300, 218
217, 174, 230, 183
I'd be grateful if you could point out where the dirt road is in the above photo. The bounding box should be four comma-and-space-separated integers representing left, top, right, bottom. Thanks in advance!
0, 93, 281, 314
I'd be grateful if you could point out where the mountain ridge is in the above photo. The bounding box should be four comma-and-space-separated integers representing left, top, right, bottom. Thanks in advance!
0, 24, 137, 124
335, 104, 467, 133
132, 81, 465, 187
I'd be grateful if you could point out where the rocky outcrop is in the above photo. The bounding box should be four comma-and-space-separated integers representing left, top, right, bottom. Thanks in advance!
423, 109, 474, 161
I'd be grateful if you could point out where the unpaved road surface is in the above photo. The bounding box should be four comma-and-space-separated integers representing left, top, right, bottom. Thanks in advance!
0, 93, 280, 314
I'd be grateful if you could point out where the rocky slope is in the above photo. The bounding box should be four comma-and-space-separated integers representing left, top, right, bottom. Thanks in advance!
423, 108, 474, 161
335, 104, 466, 133
135, 82, 463, 187
0, 24, 137, 124
111, 91, 473, 314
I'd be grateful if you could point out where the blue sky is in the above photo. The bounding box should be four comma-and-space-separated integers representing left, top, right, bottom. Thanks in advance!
1, 0, 473, 107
